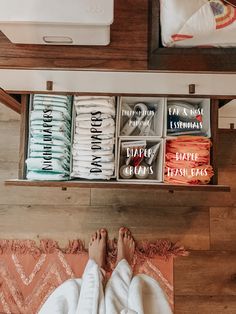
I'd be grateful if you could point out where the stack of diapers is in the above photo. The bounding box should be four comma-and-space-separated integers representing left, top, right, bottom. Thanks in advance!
72, 96, 116, 180
160, 0, 236, 47
26, 94, 72, 181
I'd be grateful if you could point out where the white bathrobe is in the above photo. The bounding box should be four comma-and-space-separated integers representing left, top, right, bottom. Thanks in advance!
38, 259, 172, 314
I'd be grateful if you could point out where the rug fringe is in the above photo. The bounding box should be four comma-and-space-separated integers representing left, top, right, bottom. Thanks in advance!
0, 239, 188, 259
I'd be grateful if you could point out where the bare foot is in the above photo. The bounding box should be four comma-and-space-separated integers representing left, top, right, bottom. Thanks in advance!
89, 229, 107, 269
117, 227, 135, 265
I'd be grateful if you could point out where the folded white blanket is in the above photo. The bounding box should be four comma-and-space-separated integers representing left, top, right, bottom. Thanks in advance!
161, 0, 236, 47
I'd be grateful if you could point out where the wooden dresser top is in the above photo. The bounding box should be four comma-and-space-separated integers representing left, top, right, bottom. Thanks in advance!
0, 0, 148, 71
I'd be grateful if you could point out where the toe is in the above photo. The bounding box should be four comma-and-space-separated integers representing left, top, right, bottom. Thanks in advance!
96, 230, 100, 239
100, 228, 107, 239
91, 234, 96, 241
124, 231, 129, 238
119, 227, 126, 238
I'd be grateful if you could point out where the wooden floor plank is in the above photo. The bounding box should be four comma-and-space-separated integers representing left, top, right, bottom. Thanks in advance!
175, 296, 236, 314
0, 184, 91, 206
210, 207, 236, 250
0, 205, 209, 249
0, 103, 20, 121
0, 121, 20, 163
91, 188, 235, 207
218, 167, 236, 188
218, 133, 236, 168
174, 251, 236, 296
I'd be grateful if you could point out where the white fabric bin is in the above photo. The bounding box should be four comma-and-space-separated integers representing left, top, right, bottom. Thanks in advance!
0, 0, 114, 45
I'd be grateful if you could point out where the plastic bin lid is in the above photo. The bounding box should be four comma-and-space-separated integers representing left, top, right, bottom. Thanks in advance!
0, 0, 114, 25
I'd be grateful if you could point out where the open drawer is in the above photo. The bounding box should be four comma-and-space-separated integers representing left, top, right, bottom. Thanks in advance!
149, 0, 236, 72
2, 89, 231, 192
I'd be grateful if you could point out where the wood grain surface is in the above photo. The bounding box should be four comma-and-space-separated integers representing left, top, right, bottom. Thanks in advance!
0, 0, 148, 70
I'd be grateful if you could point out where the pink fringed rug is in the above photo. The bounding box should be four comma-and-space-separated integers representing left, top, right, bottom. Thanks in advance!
0, 239, 187, 314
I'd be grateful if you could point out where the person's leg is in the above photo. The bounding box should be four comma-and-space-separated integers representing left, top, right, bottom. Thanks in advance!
38, 229, 107, 314
38, 278, 82, 314
128, 275, 173, 314
105, 227, 135, 314
76, 229, 107, 314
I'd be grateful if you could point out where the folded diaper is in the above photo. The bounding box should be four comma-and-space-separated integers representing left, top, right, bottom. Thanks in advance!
73, 154, 114, 163
27, 171, 68, 181
30, 143, 69, 154
30, 137, 70, 147
72, 149, 114, 157
75, 96, 115, 101
75, 126, 115, 136
31, 130, 71, 144
31, 110, 71, 122
73, 137, 114, 146
75, 106, 115, 117
33, 94, 71, 102
74, 98, 115, 108
30, 151, 70, 161
33, 104, 71, 119
75, 113, 111, 121
74, 134, 115, 141
76, 117, 115, 129
26, 158, 69, 173
73, 160, 115, 171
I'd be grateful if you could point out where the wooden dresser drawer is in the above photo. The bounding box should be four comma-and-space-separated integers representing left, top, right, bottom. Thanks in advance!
2, 88, 231, 192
